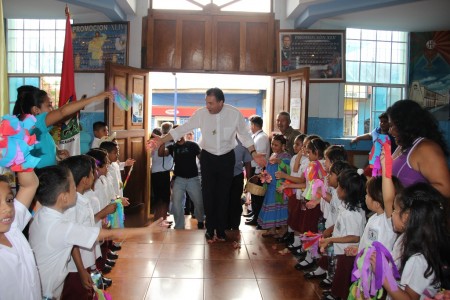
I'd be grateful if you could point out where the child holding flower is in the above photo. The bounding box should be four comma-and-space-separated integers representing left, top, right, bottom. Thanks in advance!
257, 134, 291, 237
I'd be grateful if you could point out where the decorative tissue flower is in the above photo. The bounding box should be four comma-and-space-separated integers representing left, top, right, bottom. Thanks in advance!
259, 169, 272, 184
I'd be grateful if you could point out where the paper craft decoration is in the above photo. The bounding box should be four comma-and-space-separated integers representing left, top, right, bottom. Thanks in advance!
368, 135, 392, 178
304, 161, 327, 201
111, 88, 130, 111
349, 241, 400, 300
0, 114, 41, 171
107, 198, 125, 228
300, 231, 322, 258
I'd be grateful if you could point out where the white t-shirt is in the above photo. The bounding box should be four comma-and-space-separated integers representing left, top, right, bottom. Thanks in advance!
64, 193, 100, 270
0, 200, 42, 300
332, 205, 366, 255
389, 234, 440, 299
91, 137, 102, 149
324, 187, 340, 229
251, 129, 270, 173
29, 206, 100, 299
358, 212, 397, 252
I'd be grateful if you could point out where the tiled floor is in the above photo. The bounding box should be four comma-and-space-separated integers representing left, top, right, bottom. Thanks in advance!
106, 215, 324, 299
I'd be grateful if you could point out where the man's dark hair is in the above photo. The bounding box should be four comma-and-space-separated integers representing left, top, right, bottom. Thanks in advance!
249, 115, 263, 128
206, 88, 225, 102
93, 121, 107, 132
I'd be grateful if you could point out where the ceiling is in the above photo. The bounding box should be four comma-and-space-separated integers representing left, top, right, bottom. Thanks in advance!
2, 0, 450, 32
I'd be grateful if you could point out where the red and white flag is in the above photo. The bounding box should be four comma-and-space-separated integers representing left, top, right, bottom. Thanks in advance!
58, 5, 80, 155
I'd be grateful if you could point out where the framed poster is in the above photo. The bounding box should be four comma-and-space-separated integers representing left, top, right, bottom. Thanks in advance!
72, 22, 129, 72
278, 30, 345, 82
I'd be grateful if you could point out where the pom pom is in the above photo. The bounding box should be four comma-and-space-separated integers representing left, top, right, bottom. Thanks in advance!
107, 198, 125, 228
0, 114, 41, 172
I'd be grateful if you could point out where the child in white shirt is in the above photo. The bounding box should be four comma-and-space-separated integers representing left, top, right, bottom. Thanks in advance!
0, 171, 41, 300
30, 165, 166, 299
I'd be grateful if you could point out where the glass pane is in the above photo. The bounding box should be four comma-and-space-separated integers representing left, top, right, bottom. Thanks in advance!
7, 19, 23, 29
40, 30, 56, 52
360, 62, 375, 83
391, 42, 406, 63
391, 64, 406, 84
392, 31, 407, 42
7, 53, 23, 73
361, 29, 376, 40
7, 30, 23, 52
56, 30, 65, 51
24, 77, 40, 87
346, 39, 360, 61
24, 19, 40, 29
222, 0, 271, 12
56, 19, 66, 30
8, 77, 24, 102
55, 53, 63, 73
346, 61, 360, 82
361, 41, 376, 62
40, 19, 55, 30
24, 52, 39, 73
24, 30, 40, 51
377, 30, 391, 41
389, 87, 403, 103
376, 63, 390, 84
376, 41, 391, 63
152, 0, 202, 10
346, 28, 360, 40
373, 87, 388, 111
42, 76, 61, 106
40, 53, 55, 73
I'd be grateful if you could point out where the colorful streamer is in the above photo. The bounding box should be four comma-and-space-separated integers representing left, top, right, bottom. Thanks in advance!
368, 135, 392, 177
122, 165, 133, 189
107, 198, 125, 228
349, 241, 400, 300
0, 114, 40, 171
111, 88, 131, 111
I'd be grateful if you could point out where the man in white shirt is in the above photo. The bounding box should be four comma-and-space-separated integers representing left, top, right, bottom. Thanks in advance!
246, 115, 270, 225
149, 88, 266, 241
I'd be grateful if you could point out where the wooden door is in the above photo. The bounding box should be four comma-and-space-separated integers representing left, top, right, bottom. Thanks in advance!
270, 67, 310, 134
105, 62, 151, 226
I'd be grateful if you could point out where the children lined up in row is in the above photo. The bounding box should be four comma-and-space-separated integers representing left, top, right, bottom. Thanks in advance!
0, 150, 166, 299
255, 133, 449, 300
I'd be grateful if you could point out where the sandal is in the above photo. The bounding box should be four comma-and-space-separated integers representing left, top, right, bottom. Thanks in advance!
319, 278, 332, 289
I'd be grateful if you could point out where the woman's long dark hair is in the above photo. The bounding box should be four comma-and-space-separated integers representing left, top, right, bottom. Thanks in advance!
386, 100, 448, 156
396, 183, 450, 288
12, 87, 48, 119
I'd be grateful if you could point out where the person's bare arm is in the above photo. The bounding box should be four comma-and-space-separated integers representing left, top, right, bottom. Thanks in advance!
15, 171, 39, 209
97, 217, 167, 241
411, 140, 450, 198
71, 247, 93, 290
158, 143, 170, 157
94, 203, 117, 223
381, 150, 395, 218
244, 161, 252, 180
45, 91, 113, 127
351, 133, 372, 144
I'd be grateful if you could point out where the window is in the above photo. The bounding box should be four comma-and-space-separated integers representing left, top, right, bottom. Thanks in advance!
344, 28, 408, 136
7, 19, 67, 113
152, 0, 271, 13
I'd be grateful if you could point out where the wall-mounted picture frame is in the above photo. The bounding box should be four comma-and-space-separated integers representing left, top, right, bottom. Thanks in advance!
277, 30, 345, 82
72, 22, 129, 72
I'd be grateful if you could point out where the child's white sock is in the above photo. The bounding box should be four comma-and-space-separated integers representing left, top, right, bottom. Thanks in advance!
287, 226, 293, 233
299, 250, 313, 265
291, 234, 302, 247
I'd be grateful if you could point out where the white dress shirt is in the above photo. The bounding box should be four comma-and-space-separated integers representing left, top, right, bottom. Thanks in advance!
170, 104, 254, 156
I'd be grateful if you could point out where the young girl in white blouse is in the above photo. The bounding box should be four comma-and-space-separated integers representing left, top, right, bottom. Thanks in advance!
319, 168, 367, 300
381, 183, 450, 299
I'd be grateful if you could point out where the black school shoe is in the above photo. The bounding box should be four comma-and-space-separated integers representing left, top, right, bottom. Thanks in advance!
216, 231, 227, 241
107, 251, 118, 260
205, 231, 214, 241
